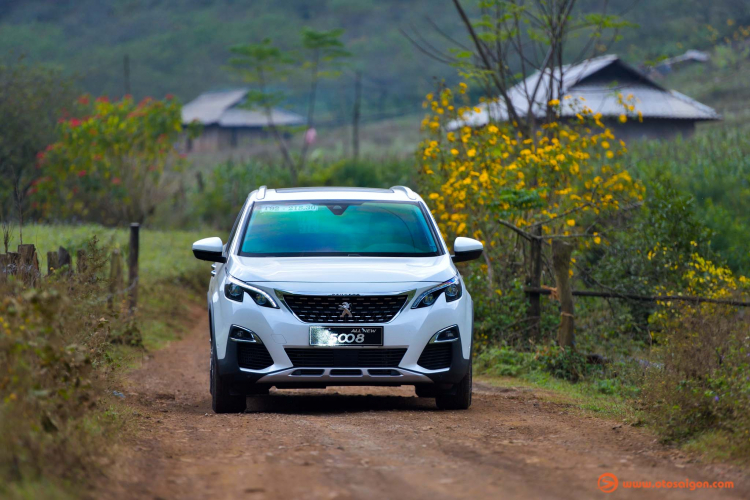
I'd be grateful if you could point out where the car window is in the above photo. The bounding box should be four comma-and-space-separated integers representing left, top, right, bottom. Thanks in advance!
239, 200, 441, 257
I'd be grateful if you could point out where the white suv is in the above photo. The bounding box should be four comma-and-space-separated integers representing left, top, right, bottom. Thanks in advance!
193, 186, 483, 413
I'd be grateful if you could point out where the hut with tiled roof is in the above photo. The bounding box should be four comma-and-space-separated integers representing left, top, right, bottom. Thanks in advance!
452, 55, 720, 140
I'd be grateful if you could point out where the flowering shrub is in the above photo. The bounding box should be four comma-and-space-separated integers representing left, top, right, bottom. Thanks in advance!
34, 95, 198, 224
418, 84, 644, 263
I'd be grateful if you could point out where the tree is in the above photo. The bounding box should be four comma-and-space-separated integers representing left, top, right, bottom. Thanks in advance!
418, 84, 643, 347
409, 0, 632, 136
36, 95, 198, 225
229, 28, 350, 185
411, 1, 636, 347
0, 59, 78, 239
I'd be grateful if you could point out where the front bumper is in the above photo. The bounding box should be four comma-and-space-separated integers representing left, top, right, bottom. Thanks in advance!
209, 279, 473, 392
218, 337, 470, 394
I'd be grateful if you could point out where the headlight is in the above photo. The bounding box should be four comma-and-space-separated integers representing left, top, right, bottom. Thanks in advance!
224, 275, 279, 308
412, 276, 462, 309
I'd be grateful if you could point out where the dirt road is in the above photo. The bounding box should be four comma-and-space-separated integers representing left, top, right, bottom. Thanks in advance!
101, 307, 749, 499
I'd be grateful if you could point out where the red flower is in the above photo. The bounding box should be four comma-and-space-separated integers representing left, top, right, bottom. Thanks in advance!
166, 93, 175, 100
36, 151, 45, 160
77, 170, 87, 178
78, 95, 90, 105
112, 177, 122, 185
69, 118, 82, 128
96, 96, 109, 103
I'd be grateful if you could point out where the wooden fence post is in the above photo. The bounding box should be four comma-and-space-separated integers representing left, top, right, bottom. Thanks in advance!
18, 244, 40, 286
128, 223, 140, 312
552, 240, 575, 348
6, 252, 19, 281
527, 226, 543, 340
47, 251, 59, 276
58, 246, 72, 275
0, 253, 8, 284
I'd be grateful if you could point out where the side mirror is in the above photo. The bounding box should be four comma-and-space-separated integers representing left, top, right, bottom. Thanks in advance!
452, 237, 483, 263
192, 237, 226, 263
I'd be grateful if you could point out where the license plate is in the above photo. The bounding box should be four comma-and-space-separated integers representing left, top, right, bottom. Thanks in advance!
309, 326, 384, 346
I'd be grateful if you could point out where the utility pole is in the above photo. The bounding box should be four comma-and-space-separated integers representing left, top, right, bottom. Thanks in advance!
123, 54, 131, 97
352, 70, 362, 160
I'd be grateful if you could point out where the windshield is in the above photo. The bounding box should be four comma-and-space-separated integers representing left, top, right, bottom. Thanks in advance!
238, 200, 441, 257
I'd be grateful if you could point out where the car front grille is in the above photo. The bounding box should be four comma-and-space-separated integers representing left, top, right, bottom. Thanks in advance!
417, 343, 452, 370
285, 348, 407, 368
282, 294, 409, 323
237, 342, 274, 370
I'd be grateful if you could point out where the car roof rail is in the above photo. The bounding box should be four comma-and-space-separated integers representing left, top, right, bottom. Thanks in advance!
390, 185, 417, 200
256, 185, 267, 200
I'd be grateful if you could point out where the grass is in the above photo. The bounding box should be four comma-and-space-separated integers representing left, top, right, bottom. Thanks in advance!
476, 372, 641, 423
6, 223, 210, 285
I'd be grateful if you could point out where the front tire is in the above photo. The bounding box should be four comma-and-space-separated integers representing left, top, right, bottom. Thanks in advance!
210, 344, 246, 414
435, 364, 472, 410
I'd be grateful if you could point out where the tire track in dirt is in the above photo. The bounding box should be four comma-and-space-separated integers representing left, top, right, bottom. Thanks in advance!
99, 305, 750, 499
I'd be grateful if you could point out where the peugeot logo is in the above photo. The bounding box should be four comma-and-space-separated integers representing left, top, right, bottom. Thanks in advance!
338, 301, 353, 318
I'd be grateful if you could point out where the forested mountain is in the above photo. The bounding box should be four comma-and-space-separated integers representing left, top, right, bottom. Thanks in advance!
2, 0, 748, 118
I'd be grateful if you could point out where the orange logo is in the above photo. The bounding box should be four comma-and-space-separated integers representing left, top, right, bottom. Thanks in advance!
598, 473, 619, 493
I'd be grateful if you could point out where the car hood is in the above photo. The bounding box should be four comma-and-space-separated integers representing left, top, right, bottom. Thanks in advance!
228, 255, 455, 284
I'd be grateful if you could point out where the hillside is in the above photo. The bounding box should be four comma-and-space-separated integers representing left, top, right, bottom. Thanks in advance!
2, 0, 748, 120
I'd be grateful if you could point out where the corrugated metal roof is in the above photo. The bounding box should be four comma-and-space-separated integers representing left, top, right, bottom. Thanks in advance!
451, 55, 720, 129
181, 89, 305, 128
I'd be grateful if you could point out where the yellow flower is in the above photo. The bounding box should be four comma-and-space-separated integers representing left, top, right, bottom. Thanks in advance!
601, 141, 610, 149
606, 150, 614, 159
451, 148, 459, 156
467, 149, 476, 158
548, 99, 560, 106
428, 193, 440, 200
566, 219, 575, 227
618, 114, 627, 123
594, 236, 601, 244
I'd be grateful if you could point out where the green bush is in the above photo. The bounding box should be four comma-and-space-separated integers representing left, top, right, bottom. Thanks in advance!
474, 346, 540, 377
0, 239, 120, 493
627, 124, 750, 273
640, 304, 750, 453
534, 346, 600, 382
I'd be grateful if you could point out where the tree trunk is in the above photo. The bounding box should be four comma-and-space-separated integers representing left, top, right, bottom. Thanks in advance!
552, 240, 575, 348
